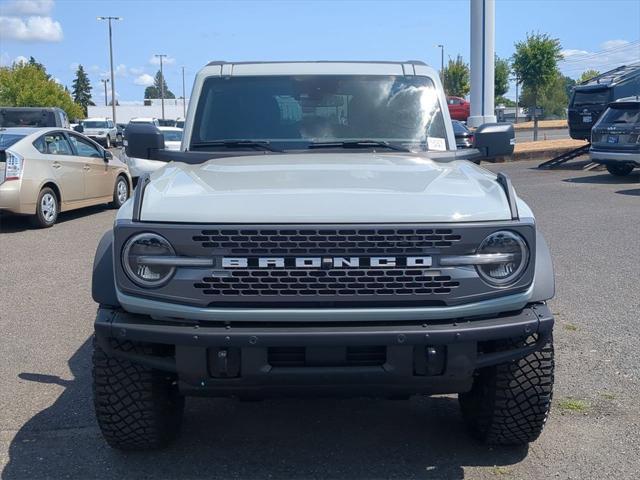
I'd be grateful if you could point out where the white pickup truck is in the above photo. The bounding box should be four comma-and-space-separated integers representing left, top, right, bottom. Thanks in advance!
91, 61, 555, 450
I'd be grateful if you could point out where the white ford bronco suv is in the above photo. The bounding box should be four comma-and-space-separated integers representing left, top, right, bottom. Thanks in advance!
92, 61, 555, 450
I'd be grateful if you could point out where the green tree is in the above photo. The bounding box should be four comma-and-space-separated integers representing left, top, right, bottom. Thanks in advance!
521, 72, 568, 119
144, 70, 175, 99
495, 96, 516, 107
578, 69, 600, 84
71, 64, 94, 116
562, 75, 576, 99
494, 56, 510, 98
512, 32, 562, 140
0, 62, 83, 119
28, 56, 49, 78
442, 55, 470, 98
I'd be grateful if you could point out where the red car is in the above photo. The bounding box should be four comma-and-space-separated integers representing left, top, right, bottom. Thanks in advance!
447, 96, 470, 121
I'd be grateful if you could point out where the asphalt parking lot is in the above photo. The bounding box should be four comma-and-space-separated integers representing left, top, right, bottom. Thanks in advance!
1, 159, 639, 479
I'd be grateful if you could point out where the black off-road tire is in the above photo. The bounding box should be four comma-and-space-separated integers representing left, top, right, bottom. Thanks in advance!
92, 337, 184, 451
606, 163, 634, 177
459, 334, 554, 445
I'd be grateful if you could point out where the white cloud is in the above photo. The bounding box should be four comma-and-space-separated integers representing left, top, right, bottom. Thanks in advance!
129, 66, 144, 75
115, 63, 127, 77
0, 15, 63, 42
88, 65, 100, 73
560, 39, 640, 78
1, 0, 54, 16
53, 77, 62, 85
134, 73, 154, 87
149, 55, 175, 66
13, 55, 28, 64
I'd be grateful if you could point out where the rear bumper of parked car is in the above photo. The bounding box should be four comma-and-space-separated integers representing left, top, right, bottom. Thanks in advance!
94, 303, 554, 397
0, 179, 35, 215
590, 149, 640, 166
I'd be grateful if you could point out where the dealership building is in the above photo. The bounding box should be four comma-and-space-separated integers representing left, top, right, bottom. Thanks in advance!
87, 98, 188, 123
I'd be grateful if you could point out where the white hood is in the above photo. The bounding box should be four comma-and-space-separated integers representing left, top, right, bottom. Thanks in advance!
139, 153, 513, 223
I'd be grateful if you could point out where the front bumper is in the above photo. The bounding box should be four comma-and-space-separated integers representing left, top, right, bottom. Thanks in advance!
95, 303, 554, 397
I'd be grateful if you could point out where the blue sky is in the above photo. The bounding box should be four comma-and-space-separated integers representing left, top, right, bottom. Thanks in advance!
1, 0, 639, 103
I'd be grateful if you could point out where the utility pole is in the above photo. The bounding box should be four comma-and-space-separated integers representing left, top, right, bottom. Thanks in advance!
97, 16, 122, 122
181, 66, 186, 118
436, 44, 445, 80
155, 54, 167, 120
101, 78, 109, 106
514, 75, 520, 124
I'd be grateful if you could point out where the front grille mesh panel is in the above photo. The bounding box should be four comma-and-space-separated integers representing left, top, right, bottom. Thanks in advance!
195, 269, 460, 297
193, 228, 462, 255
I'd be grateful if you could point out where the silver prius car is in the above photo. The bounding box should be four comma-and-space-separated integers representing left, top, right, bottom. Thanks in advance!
0, 127, 131, 227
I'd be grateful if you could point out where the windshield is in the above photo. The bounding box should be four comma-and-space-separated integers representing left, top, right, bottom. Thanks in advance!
600, 104, 640, 124
83, 121, 108, 128
191, 75, 449, 151
572, 89, 611, 107
0, 133, 26, 149
162, 130, 183, 142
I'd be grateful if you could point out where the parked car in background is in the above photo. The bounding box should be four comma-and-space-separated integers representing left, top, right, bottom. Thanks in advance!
115, 124, 126, 145
81, 118, 118, 148
0, 127, 131, 227
0, 107, 70, 129
590, 96, 640, 176
175, 117, 185, 129
452, 120, 474, 149
158, 119, 176, 127
447, 96, 470, 121
568, 63, 640, 140
129, 117, 160, 127
158, 126, 183, 150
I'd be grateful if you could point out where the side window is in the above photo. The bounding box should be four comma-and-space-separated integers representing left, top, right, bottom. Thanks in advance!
41, 132, 73, 155
107, 121, 114, 128
68, 134, 103, 158
33, 136, 47, 154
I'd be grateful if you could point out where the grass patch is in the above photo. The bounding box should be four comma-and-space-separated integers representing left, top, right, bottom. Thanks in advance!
490, 466, 511, 476
564, 323, 578, 331
600, 392, 616, 401
558, 397, 590, 413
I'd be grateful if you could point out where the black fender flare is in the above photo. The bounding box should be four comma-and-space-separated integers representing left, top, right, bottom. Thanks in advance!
92, 230, 120, 307
531, 231, 555, 302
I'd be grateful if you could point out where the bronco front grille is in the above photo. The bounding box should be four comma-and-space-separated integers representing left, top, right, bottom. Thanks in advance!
194, 269, 460, 297
193, 227, 462, 255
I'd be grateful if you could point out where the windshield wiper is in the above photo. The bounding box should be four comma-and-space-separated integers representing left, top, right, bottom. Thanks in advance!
190, 140, 281, 152
307, 140, 411, 152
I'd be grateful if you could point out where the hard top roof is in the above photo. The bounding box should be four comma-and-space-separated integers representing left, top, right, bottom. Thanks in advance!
576, 62, 640, 89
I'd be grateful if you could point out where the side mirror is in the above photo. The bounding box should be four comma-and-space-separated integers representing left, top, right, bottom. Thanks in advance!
124, 123, 165, 159
104, 150, 113, 162
473, 123, 515, 160
73, 124, 84, 133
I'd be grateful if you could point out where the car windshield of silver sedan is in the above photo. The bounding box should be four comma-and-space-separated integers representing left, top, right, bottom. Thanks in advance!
190, 75, 449, 152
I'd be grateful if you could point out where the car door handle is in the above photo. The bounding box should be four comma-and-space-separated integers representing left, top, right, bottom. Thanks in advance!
52, 162, 61, 169
83, 164, 91, 171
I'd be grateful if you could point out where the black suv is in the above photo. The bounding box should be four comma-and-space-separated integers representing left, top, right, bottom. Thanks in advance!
590, 97, 640, 176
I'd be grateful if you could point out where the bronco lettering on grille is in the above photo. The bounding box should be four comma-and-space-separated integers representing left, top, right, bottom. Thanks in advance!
221, 256, 432, 269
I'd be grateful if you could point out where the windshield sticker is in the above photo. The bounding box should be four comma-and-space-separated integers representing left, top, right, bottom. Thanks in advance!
427, 137, 446, 151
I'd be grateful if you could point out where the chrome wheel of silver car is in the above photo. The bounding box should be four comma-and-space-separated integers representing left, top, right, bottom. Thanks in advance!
111, 176, 129, 209
41, 193, 56, 222
33, 187, 59, 228
117, 179, 128, 204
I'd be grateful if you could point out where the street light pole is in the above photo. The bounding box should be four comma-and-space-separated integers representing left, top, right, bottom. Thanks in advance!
436, 44, 445, 79
97, 16, 121, 122
155, 54, 167, 120
101, 78, 109, 106
181, 66, 186, 118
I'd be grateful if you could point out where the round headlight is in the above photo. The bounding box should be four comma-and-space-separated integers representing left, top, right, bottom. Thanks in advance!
476, 231, 529, 287
122, 233, 175, 287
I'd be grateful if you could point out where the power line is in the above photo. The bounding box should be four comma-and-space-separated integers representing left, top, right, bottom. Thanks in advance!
559, 40, 640, 64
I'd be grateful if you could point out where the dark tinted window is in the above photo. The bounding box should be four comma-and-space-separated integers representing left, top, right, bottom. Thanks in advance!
600, 104, 640, 124
452, 121, 469, 134
0, 133, 26, 149
192, 75, 449, 151
0, 109, 53, 127
572, 89, 611, 106
82, 121, 108, 128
